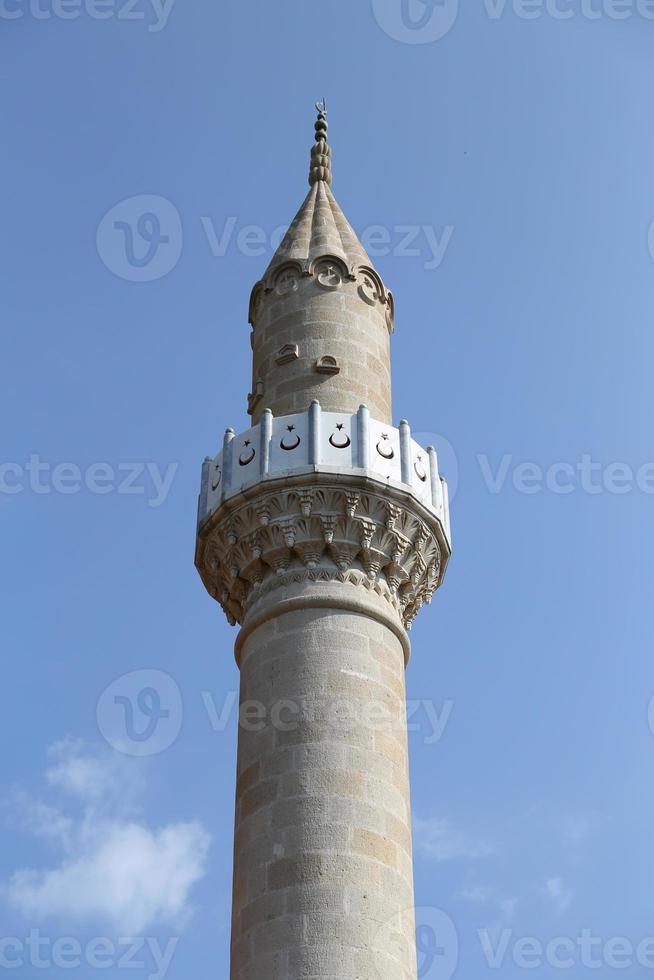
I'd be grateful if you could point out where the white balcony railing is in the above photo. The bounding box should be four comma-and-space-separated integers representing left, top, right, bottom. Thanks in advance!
198, 402, 451, 545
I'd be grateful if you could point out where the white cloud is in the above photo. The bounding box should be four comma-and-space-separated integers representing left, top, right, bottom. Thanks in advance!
46, 736, 124, 801
3, 739, 210, 934
7, 795, 75, 852
413, 816, 495, 862
542, 876, 573, 913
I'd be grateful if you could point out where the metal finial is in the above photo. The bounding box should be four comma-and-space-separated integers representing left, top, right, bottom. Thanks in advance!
309, 99, 332, 187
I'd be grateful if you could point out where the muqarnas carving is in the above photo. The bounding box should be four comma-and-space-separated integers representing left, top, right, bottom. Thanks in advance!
197, 483, 445, 631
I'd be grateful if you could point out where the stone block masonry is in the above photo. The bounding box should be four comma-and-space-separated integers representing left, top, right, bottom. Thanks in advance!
195, 104, 451, 979
230, 603, 418, 980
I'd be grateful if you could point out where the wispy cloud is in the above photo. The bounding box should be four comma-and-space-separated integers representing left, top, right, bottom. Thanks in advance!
560, 815, 591, 846
542, 876, 573, 913
459, 882, 519, 942
460, 884, 518, 921
517, 804, 594, 848
413, 816, 496, 863
2, 738, 210, 934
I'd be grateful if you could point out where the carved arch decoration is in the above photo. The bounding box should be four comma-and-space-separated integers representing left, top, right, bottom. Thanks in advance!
308, 253, 352, 289
357, 265, 386, 306
271, 260, 305, 297
259, 259, 305, 295
252, 256, 395, 331
357, 265, 395, 333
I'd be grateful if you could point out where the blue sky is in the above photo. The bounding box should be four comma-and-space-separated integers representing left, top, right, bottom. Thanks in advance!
2, 1, 654, 977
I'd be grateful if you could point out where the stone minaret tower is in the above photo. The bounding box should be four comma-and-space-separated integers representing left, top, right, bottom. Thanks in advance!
196, 104, 451, 980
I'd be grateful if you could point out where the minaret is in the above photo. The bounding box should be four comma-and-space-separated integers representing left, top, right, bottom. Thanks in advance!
196, 104, 451, 980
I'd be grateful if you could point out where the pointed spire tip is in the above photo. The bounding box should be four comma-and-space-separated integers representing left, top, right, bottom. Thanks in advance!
309, 98, 332, 187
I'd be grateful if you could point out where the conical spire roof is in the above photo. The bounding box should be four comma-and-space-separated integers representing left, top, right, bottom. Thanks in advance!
263, 101, 376, 279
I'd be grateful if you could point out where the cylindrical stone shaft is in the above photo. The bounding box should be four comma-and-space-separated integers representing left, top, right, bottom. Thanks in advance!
230, 598, 418, 980
250, 277, 392, 425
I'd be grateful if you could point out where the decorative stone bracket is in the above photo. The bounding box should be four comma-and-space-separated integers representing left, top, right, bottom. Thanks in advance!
315, 355, 340, 375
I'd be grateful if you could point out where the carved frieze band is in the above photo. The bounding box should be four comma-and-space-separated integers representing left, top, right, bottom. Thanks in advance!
197, 482, 442, 631
248, 257, 394, 334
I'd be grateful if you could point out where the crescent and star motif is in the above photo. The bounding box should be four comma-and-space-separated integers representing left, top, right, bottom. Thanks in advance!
280, 424, 301, 452
329, 423, 351, 450
414, 455, 427, 482
376, 433, 395, 460
238, 440, 256, 467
